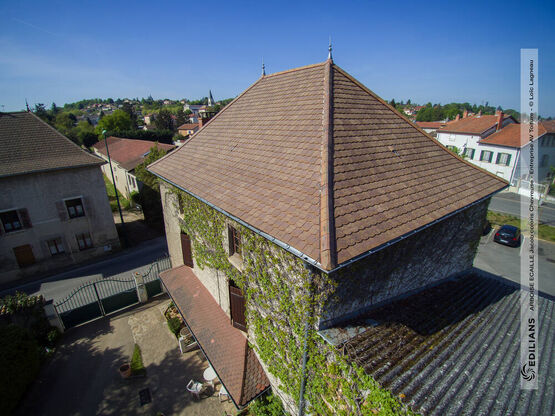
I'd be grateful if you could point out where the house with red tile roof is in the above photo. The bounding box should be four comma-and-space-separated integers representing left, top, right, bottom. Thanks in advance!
437, 112, 554, 185
92, 137, 174, 198
143, 59, 552, 415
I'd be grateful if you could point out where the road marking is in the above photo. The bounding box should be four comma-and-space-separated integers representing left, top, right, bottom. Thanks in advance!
520, 236, 526, 257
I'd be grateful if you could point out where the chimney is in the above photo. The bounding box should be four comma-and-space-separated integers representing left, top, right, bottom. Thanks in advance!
463, 110, 468, 118
496, 111, 504, 131
455, 114, 460, 121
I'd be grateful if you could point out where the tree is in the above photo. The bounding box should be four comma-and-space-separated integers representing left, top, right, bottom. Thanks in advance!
76, 120, 98, 147
95, 109, 133, 136
390, 98, 396, 107
175, 108, 187, 126
134, 144, 171, 224
154, 108, 174, 131
33, 103, 52, 124
121, 102, 137, 129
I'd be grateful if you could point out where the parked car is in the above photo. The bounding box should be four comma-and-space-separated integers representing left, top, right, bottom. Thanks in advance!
493, 225, 521, 247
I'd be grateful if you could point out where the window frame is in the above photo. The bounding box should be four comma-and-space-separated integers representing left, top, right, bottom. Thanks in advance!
480, 150, 494, 163
0, 210, 22, 233
463, 148, 476, 160
47, 238, 65, 256
65, 197, 85, 219
228, 225, 241, 256
76, 232, 93, 250
496, 152, 512, 166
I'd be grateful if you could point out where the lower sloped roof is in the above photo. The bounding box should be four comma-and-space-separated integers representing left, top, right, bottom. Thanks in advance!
323, 273, 554, 416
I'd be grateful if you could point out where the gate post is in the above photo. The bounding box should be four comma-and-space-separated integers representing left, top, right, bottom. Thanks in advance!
133, 272, 148, 303
44, 300, 65, 332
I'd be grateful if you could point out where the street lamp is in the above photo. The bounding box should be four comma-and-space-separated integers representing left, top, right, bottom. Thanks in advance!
103, 130, 128, 247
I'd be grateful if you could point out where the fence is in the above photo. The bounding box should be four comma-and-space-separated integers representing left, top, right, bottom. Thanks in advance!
54, 255, 171, 330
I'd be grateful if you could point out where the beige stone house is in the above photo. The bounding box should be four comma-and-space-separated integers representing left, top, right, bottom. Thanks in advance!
0, 112, 120, 284
148, 60, 552, 414
92, 137, 175, 199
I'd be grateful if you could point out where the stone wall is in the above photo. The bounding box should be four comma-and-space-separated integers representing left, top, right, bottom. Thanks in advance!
318, 199, 489, 329
0, 166, 120, 283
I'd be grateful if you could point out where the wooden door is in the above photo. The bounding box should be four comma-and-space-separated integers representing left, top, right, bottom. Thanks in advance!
180, 232, 194, 267
13, 244, 36, 268
229, 283, 246, 332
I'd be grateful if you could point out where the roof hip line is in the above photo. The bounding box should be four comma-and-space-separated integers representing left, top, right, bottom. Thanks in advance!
319, 60, 336, 270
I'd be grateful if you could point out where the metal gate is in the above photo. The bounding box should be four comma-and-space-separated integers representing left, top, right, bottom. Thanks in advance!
54, 255, 171, 329
143, 255, 171, 297
55, 277, 139, 329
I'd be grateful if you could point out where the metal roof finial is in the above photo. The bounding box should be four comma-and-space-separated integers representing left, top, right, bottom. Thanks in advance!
328, 36, 333, 61
262, 57, 266, 76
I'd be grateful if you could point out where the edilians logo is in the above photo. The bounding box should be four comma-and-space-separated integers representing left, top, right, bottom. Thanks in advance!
521, 363, 536, 381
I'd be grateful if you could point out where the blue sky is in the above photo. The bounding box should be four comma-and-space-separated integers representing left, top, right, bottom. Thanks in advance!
1, 0, 554, 116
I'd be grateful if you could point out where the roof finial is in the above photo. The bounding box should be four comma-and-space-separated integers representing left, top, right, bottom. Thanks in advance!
328, 36, 333, 61
25, 99, 30, 112
262, 57, 266, 76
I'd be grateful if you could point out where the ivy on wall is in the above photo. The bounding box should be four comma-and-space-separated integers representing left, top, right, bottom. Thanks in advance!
171, 186, 416, 415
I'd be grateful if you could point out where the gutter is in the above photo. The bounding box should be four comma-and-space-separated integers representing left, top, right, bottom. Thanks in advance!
150, 172, 507, 275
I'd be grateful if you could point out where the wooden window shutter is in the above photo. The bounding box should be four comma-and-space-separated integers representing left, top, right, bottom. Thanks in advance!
180, 232, 194, 267
82, 197, 93, 218
229, 284, 247, 332
56, 201, 69, 221
13, 244, 36, 268
17, 208, 32, 228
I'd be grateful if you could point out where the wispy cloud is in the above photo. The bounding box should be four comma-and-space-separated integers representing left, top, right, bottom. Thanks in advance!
11, 17, 58, 37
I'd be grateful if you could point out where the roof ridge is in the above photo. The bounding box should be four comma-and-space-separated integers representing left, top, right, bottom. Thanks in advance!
319, 60, 336, 270
263, 61, 327, 79
28, 112, 104, 164
331, 65, 509, 188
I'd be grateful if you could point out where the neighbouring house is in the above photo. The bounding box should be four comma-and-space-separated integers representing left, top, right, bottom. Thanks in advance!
143, 114, 155, 126
415, 121, 446, 137
436, 110, 517, 173
92, 137, 175, 199
148, 60, 551, 414
436, 112, 554, 187
177, 123, 199, 137
0, 112, 120, 284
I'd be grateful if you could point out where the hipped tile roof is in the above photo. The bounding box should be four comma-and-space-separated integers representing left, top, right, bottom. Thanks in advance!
437, 114, 514, 135
479, 122, 547, 148
149, 61, 507, 270
92, 136, 175, 171
0, 112, 103, 178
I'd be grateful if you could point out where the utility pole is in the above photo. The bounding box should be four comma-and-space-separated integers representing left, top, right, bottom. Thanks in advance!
103, 130, 128, 247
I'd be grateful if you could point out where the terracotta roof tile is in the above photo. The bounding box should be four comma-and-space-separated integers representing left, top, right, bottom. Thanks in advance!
93, 137, 175, 171
437, 114, 514, 135
160, 266, 269, 406
0, 112, 103, 177
149, 61, 507, 270
479, 122, 547, 148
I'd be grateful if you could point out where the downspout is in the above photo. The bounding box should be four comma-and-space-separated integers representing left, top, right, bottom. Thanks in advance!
298, 263, 316, 416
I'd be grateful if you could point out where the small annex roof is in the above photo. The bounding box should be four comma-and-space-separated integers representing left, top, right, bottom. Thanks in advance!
437, 114, 515, 135
93, 137, 175, 171
177, 123, 199, 130
149, 61, 507, 271
479, 122, 547, 148
0, 111, 103, 178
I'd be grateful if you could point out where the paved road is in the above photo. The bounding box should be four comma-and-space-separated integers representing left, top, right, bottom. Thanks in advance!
0, 237, 168, 303
474, 230, 555, 297
490, 192, 555, 225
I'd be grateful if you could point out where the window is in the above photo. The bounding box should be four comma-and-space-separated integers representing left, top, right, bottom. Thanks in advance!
480, 150, 494, 162
228, 225, 241, 256
463, 148, 475, 160
65, 198, 85, 218
1, 210, 22, 232
496, 153, 512, 166
76, 233, 93, 250
47, 238, 65, 256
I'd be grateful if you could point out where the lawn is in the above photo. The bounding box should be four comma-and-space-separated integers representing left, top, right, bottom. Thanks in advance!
103, 175, 131, 211
487, 211, 555, 242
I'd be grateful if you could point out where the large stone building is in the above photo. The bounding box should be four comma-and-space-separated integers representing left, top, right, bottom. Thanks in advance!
0, 112, 120, 284
148, 60, 552, 414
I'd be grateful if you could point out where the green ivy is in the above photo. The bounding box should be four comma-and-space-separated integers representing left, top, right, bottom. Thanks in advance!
170, 186, 417, 416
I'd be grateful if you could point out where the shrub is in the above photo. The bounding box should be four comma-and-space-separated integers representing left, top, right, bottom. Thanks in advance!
249, 392, 285, 416
46, 328, 61, 347
130, 344, 146, 376
0, 325, 40, 415
167, 316, 182, 337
